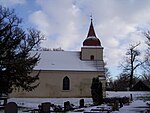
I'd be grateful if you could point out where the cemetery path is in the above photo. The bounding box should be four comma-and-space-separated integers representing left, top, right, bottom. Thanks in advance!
115, 100, 150, 113
78, 100, 150, 113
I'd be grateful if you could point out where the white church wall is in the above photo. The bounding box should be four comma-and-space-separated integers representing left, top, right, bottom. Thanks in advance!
81, 47, 103, 61
10, 70, 105, 98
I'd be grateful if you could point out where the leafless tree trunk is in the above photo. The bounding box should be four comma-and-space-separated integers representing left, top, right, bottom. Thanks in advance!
120, 43, 143, 90
143, 31, 150, 73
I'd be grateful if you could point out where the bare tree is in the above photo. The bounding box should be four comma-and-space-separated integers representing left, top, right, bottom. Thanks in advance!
112, 73, 138, 91
143, 31, 150, 73
104, 62, 112, 90
120, 43, 143, 90
141, 31, 150, 85
104, 62, 111, 81
113, 73, 130, 91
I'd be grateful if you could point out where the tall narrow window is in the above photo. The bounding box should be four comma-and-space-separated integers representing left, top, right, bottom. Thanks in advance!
90, 55, 94, 60
63, 76, 70, 90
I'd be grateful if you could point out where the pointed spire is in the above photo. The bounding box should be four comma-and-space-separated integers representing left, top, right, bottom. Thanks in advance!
83, 17, 101, 46
87, 17, 97, 38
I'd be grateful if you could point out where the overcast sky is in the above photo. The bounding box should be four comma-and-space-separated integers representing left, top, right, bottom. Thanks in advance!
1, 0, 150, 78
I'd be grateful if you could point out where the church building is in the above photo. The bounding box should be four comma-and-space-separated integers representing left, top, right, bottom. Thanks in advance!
11, 19, 106, 98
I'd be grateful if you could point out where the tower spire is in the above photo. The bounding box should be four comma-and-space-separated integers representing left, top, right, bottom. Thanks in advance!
83, 17, 101, 46
87, 16, 96, 38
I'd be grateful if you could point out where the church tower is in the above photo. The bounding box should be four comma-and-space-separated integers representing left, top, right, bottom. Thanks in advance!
81, 19, 103, 61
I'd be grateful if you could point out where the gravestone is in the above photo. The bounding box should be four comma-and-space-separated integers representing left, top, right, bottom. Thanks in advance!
119, 98, 123, 108
5, 102, 18, 113
64, 101, 72, 111
130, 94, 133, 101
112, 100, 119, 111
79, 99, 84, 108
40, 102, 51, 113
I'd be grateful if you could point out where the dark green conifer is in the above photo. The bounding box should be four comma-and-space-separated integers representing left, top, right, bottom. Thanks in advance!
91, 77, 103, 105
0, 6, 43, 96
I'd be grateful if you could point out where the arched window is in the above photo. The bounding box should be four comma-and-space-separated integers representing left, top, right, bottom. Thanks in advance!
90, 55, 94, 60
63, 76, 70, 90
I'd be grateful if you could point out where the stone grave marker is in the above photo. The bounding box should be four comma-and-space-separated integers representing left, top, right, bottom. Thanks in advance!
40, 102, 51, 113
64, 101, 72, 111
79, 99, 84, 108
5, 102, 18, 113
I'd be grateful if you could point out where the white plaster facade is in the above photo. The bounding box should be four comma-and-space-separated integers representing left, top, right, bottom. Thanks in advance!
11, 71, 105, 98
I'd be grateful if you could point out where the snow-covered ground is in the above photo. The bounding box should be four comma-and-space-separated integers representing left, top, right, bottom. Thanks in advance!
8, 98, 93, 109
0, 91, 149, 113
116, 100, 150, 113
106, 91, 150, 99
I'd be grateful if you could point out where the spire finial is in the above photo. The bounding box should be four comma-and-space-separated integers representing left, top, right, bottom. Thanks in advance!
90, 14, 93, 21
87, 15, 96, 37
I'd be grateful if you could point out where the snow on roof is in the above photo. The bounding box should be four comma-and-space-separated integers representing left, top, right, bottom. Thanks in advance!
31, 51, 104, 72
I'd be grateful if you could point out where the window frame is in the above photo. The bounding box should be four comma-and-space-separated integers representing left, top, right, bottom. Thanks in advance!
62, 76, 70, 90
90, 55, 94, 60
